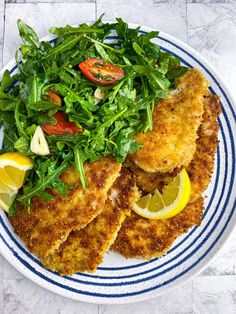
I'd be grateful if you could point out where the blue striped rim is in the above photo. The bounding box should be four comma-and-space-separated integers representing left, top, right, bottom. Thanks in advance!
4, 37, 222, 276
0, 31, 235, 297
2, 55, 222, 279
1, 192, 235, 297
0, 33, 233, 284
0, 102, 233, 294
0, 116, 225, 287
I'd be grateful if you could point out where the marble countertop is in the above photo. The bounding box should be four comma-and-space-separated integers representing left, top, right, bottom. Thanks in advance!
0, 0, 236, 313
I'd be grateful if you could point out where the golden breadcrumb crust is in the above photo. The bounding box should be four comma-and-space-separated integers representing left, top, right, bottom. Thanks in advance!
9, 157, 121, 259
112, 197, 204, 259
113, 91, 221, 260
42, 168, 140, 275
131, 69, 209, 173
187, 92, 221, 202
126, 93, 221, 202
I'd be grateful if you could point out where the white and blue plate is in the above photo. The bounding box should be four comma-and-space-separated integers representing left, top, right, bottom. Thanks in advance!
0, 23, 236, 304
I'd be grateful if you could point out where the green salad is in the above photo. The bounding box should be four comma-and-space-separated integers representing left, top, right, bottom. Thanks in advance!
0, 15, 187, 214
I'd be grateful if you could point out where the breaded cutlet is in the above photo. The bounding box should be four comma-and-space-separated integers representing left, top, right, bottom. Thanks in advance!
113, 92, 221, 260
9, 157, 121, 259
187, 92, 221, 202
131, 69, 209, 173
112, 197, 204, 259
128, 92, 221, 202
125, 157, 179, 194
42, 168, 140, 275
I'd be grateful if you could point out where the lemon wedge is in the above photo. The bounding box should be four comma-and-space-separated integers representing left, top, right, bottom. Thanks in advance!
0, 152, 33, 212
134, 169, 191, 220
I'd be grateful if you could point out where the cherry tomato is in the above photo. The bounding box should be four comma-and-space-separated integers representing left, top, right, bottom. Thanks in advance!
42, 112, 82, 135
78, 58, 125, 85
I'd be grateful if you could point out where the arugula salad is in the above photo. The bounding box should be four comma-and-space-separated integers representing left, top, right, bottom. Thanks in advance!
0, 16, 187, 213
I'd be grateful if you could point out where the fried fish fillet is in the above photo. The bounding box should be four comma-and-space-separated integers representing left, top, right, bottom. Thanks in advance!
131, 69, 209, 173
112, 197, 204, 259
128, 92, 221, 201
9, 157, 121, 259
42, 168, 140, 275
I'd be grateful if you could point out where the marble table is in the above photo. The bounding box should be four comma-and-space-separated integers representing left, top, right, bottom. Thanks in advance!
0, 0, 236, 313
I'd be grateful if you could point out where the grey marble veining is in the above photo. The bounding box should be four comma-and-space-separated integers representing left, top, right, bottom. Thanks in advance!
96, 0, 188, 41
0, 0, 5, 69
187, 0, 236, 281
3, 259, 24, 280
24, 0, 96, 3
3, 2, 96, 65
193, 276, 236, 313
3, 273, 99, 314
0, 0, 236, 313
187, 2, 236, 94
6, 0, 95, 3
99, 282, 193, 314
187, 1, 234, 3
201, 230, 236, 276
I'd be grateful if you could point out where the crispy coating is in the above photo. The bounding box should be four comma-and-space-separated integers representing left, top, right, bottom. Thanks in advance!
8, 68, 221, 269
113, 92, 221, 260
126, 92, 221, 200
187, 93, 221, 202
9, 157, 121, 259
131, 69, 209, 173
112, 197, 204, 259
125, 157, 179, 194
42, 168, 140, 275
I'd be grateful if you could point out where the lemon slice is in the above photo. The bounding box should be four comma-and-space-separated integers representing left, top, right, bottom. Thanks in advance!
134, 169, 191, 220
0, 152, 33, 212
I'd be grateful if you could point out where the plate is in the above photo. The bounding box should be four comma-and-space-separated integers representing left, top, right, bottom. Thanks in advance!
0, 23, 236, 304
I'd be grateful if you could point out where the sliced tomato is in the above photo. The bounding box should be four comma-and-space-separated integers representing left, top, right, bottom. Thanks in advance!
42, 112, 82, 135
79, 58, 125, 85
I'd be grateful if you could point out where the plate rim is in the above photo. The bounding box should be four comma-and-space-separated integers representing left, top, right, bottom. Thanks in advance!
0, 21, 236, 304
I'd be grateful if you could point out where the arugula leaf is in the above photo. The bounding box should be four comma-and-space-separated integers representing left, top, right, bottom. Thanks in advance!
0, 16, 189, 212
148, 71, 170, 90
45, 36, 83, 59
17, 20, 40, 48
0, 111, 18, 152
73, 146, 87, 189
50, 24, 103, 36
14, 135, 30, 155
20, 73, 46, 107
0, 70, 19, 92
14, 101, 28, 138
95, 43, 112, 62
30, 100, 58, 112
0, 91, 18, 111
18, 152, 72, 206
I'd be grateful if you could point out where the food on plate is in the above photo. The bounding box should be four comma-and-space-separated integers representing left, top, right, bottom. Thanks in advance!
42, 111, 82, 135
0, 16, 221, 275
113, 93, 221, 258
187, 92, 221, 202
0, 152, 33, 211
79, 58, 125, 85
9, 157, 121, 259
131, 69, 209, 173
133, 169, 191, 220
125, 93, 221, 200
42, 168, 139, 275
0, 16, 188, 207
112, 197, 204, 259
